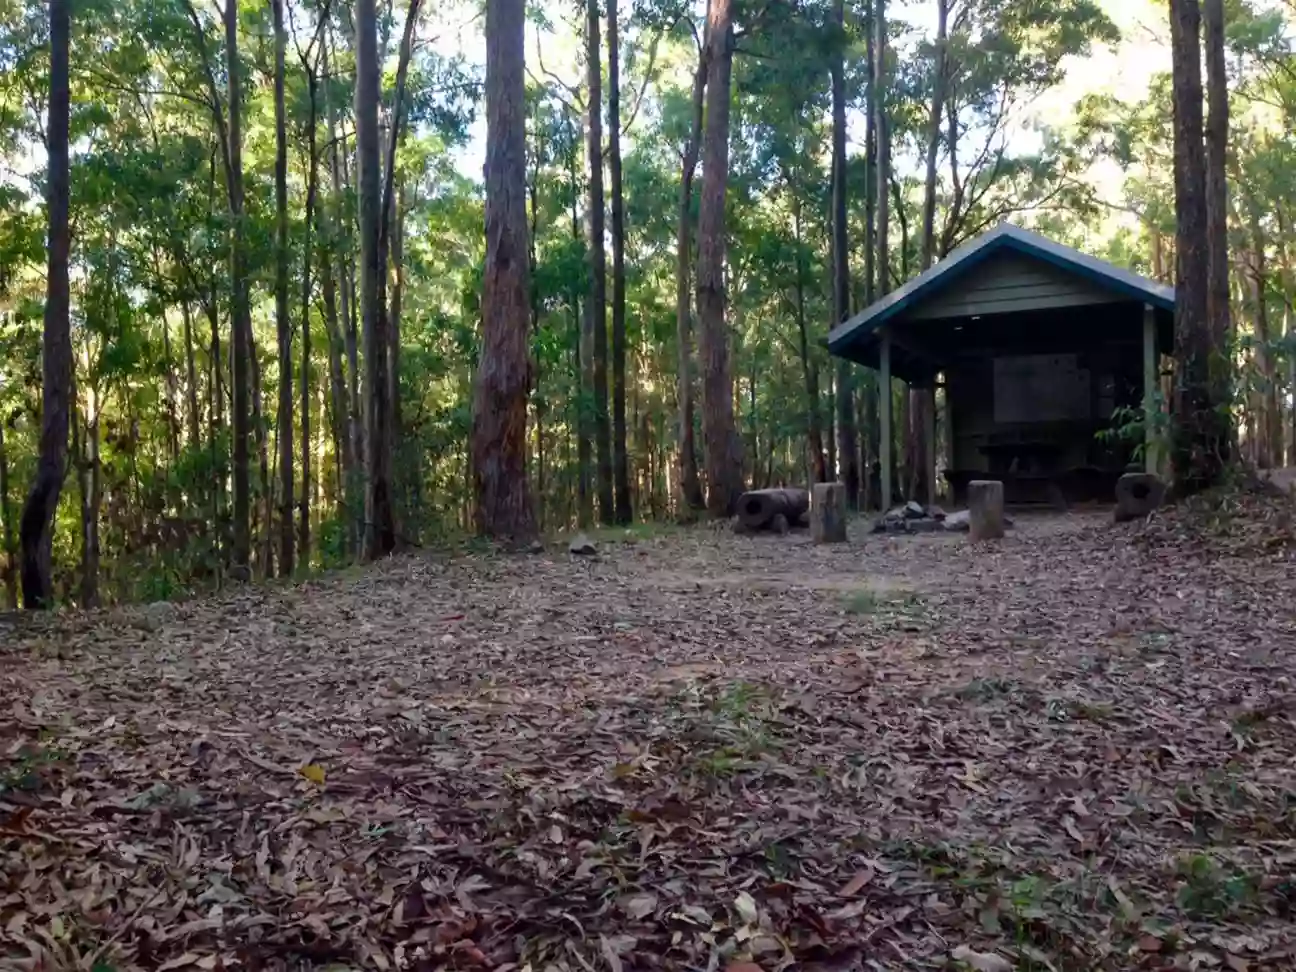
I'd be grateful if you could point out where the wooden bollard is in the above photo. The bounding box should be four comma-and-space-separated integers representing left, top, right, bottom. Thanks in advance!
968, 480, 1005, 541
811, 482, 848, 544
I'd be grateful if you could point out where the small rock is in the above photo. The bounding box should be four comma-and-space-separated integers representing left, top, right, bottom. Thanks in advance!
527, 540, 545, 554
568, 534, 598, 556
943, 510, 971, 532
772, 513, 790, 535
903, 501, 927, 520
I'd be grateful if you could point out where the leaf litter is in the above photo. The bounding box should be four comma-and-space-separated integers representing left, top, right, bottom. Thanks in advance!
2, 497, 1296, 970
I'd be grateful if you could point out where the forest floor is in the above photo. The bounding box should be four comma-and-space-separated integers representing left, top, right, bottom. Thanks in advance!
3, 490, 1296, 972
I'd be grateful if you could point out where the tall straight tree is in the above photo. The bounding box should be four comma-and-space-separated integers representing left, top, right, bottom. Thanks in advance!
830, 0, 858, 506
356, 0, 396, 559
873, 0, 892, 506
226, 0, 253, 573
608, 0, 632, 523
472, 0, 536, 541
19, 0, 71, 608
1169, 0, 1227, 492
695, 0, 744, 518
674, 40, 707, 515
1202, 0, 1232, 405
911, 0, 949, 505
585, 0, 614, 524
272, 0, 294, 577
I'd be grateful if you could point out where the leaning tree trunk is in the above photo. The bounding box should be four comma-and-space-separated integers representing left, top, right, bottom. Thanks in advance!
608, 0, 632, 524
695, 0, 745, 518
674, 47, 707, 516
1169, 0, 1227, 493
471, 0, 536, 542
585, 0, 614, 525
19, 0, 71, 609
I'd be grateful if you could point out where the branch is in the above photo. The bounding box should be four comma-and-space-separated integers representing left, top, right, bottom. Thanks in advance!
534, 27, 585, 113
178, 0, 234, 205
621, 26, 667, 135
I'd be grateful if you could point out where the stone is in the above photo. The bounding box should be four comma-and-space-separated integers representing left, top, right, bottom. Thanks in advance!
943, 508, 1014, 533
568, 534, 598, 556
968, 480, 1006, 541
811, 482, 849, 544
903, 501, 927, 519
1114, 471, 1166, 523
942, 509, 971, 532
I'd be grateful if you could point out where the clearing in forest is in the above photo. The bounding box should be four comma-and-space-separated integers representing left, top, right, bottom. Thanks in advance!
2, 496, 1296, 971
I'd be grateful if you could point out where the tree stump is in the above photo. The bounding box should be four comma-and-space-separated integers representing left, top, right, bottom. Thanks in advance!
812, 482, 848, 544
1114, 472, 1166, 522
968, 480, 1005, 541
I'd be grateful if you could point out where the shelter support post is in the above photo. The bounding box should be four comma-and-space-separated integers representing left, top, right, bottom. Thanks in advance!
880, 331, 892, 511
942, 376, 955, 500
924, 385, 937, 507
1143, 303, 1160, 475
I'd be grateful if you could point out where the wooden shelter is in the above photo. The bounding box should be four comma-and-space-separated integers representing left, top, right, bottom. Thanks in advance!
828, 223, 1174, 507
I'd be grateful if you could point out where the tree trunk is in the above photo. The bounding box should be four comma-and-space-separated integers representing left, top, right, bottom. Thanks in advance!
585, 0, 614, 524
920, 0, 948, 273
874, 0, 890, 300
252, 331, 273, 576
19, 0, 71, 609
472, 0, 536, 542
388, 183, 405, 529
792, 185, 827, 483
273, 0, 294, 578
356, 0, 396, 559
1169, 0, 1228, 492
695, 0, 744, 518
0, 414, 15, 609
161, 308, 181, 464
1248, 226, 1281, 468
321, 238, 353, 511
830, 0, 858, 509
181, 301, 201, 451
299, 54, 321, 567
379, 0, 422, 525
1203, 0, 1231, 357
324, 33, 360, 551
674, 47, 707, 516
226, 0, 254, 575
78, 397, 101, 609
608, 0, 631, 524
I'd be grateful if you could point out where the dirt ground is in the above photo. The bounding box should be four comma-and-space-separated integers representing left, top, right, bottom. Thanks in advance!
3, 497, 1296, 971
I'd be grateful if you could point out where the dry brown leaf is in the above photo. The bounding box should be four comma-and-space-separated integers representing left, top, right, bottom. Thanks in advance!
838, 867, 875, 896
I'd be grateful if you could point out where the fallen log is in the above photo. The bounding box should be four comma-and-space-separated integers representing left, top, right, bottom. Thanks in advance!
737, 488, 810, 531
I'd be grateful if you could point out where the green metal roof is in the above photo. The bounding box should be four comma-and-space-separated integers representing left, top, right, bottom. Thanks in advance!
827, 222, 1175, 360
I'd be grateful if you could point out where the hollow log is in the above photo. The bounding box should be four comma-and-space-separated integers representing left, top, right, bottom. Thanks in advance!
737, 488, 810, 531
